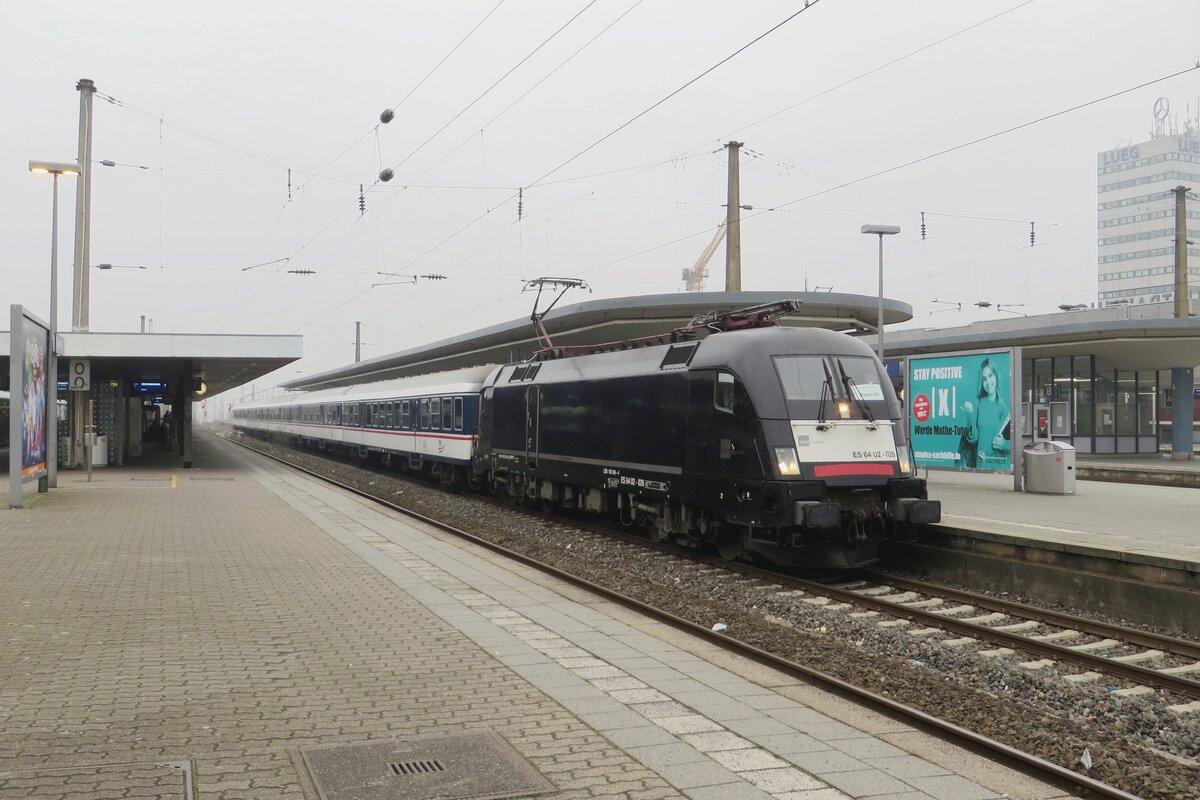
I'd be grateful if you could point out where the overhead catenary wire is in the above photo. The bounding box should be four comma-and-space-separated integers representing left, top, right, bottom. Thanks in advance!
331, 0, 1051, 298
758, 64, 1200, 218
525, 0, 825, 190
306, 0, 806, 302
707, 0, 1039, 147
384, 0, 508, 116
379, 0, 602, 178
266, 0, 620, 326
396, 0, 647, 194
312, 0, 1030, 298
559, 64, 1197, 287
96, 0, 1031, 327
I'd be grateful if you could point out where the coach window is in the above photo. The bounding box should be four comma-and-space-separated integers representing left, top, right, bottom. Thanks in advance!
430, 398, 442, 430
401, 400, 411, 429
442, 396, 453, 430
420, 399, 430, 430
454, 397, 464, 431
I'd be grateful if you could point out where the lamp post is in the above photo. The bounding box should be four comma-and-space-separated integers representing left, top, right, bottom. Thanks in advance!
860, 224, 901, 361
28, 160, 82, 489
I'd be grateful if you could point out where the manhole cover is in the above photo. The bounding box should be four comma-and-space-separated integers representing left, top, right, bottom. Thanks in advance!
300, 731, 554, 800
0, 761, 192, 800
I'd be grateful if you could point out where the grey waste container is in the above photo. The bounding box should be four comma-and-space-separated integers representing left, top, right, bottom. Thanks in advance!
1022, 440, 1076, 494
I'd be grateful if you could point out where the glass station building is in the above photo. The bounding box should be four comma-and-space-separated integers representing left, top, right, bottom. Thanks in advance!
887, 303, 1200, 454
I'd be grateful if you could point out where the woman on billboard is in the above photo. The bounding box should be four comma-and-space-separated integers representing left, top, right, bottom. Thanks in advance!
960, 358, 1011, 469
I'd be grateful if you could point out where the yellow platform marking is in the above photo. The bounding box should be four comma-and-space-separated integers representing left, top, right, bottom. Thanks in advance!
170, 474, 177, 489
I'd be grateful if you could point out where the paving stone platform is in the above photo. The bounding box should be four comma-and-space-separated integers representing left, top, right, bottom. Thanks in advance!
0, 431, 1065, 800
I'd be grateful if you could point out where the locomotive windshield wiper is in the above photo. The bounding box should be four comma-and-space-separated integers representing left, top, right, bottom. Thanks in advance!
816, 360, 835, 429
836, 358, 877, 426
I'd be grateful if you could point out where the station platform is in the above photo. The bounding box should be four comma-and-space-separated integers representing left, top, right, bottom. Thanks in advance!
0, 432, 1060, 800
925, 467, 1200, 567
1076, 452, 1200, 488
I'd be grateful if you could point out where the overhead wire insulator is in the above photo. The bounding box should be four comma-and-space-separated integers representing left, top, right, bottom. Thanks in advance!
287, 168, 293, 202
920, 211, 926, 240
517, 187, 524, 221
1029, 221, 1035, 247
358, 185, 366, 216
420, 274, 447, 280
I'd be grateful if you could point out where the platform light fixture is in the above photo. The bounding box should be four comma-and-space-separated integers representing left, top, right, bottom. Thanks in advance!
28, 159, 82, 490
860, 224, 900, 361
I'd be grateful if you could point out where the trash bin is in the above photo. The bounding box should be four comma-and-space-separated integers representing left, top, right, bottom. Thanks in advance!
91, 434, 108, 468
1023, 440, 1075, 494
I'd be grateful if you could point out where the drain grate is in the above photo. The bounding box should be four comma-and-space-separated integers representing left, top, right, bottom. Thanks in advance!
300, 730, 554, 800
390, 759, 445, 775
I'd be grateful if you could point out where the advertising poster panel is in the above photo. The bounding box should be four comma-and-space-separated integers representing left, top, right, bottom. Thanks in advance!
21, 319, 49, 479
908, 350, 1014, 473
9, 306, 50, 508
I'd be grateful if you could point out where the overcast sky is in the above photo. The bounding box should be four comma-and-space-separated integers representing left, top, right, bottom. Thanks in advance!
4, 1, 1199, 393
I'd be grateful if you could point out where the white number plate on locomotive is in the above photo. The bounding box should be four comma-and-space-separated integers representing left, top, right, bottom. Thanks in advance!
791, 420, 897, 462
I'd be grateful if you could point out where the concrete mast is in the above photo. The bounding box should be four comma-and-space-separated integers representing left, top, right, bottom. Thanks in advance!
724, 141, 743, 292
69, 78, 96, 470
1171, 185, 1194, 460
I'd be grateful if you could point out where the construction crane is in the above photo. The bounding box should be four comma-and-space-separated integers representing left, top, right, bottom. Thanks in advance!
682, 220, 727, 292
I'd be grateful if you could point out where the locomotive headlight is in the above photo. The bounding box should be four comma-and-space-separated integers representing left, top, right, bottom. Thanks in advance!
837, 401, 851, 419
774, 447, 801, 476
897, 443, 913, 476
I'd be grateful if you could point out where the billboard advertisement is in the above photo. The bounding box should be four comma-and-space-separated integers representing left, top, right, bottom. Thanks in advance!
9, 306, 50, 508
20, 319, 49, 479
908, 350, 1015, 472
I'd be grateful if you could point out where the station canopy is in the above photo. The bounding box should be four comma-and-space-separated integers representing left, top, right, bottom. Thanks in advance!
0, 330, 303, 398
284, 290, 913, 392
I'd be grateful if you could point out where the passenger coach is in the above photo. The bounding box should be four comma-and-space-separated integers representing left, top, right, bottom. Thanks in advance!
233, 365, 493, 483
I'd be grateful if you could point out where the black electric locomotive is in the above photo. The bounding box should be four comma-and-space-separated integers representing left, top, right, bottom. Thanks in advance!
474, 325, 938, 567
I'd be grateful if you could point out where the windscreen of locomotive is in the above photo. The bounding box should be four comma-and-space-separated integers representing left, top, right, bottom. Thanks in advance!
772, 355, 827, 403
837, 356, 891, 413
773, 355, 890, 414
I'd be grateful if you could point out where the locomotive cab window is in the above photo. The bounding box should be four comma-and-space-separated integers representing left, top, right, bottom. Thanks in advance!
714, 371, 753, 415
835, 356, 892, 414
773, 355, 828, 402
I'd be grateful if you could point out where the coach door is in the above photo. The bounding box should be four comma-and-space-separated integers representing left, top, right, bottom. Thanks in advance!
525, 385, 540, 467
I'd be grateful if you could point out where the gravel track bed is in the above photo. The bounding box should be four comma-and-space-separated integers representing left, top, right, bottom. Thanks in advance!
232, 433, 1200, 799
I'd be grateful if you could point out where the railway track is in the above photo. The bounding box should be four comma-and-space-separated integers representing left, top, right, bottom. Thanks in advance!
220, 429, 1190, 799
850, 571, 1200, 702
560, 523, 1200, 703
